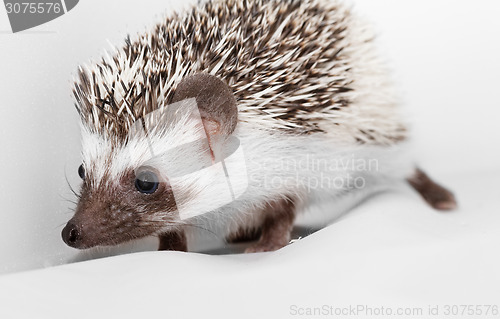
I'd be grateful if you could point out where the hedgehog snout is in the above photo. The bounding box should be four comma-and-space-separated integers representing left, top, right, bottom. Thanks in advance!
61, 221, 82, 248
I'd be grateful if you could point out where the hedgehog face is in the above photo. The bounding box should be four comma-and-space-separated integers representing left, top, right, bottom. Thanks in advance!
62, 165, 178, 249
61, 99, 209, 249
64, 73, 239, 249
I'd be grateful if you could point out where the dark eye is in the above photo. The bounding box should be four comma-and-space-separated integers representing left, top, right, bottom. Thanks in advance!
135, 171, 159, 194
78, 164, 85, 180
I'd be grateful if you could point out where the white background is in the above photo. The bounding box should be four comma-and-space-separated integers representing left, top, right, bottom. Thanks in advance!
0, 1, 499, 317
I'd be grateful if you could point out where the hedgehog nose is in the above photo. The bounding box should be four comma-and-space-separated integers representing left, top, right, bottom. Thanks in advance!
62, 222, 81, 248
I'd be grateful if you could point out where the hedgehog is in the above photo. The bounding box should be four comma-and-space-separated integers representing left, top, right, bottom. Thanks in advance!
62, 0, 457, 252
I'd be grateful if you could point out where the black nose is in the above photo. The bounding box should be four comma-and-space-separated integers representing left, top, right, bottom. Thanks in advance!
62, 222, 81, 248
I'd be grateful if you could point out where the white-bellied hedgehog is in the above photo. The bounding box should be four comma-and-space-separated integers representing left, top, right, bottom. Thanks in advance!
62, 0, 457, 252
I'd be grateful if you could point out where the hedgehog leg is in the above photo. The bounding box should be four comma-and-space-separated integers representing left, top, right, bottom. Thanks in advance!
245, 197, 296, 253
158, 231, 187, 251
407, 168, 457, 211
225, 226, 262, 244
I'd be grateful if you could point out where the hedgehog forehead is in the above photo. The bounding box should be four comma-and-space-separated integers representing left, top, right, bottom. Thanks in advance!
80, 113, 206, 187
80, 132, 155, 187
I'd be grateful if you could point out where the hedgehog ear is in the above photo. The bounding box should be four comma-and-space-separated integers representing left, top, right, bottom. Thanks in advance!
172, 73, 238, 141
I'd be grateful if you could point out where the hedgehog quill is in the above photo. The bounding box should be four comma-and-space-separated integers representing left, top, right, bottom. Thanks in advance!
62, 0, 457, 252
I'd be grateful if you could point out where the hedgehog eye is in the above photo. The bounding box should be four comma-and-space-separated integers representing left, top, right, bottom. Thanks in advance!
135, 171, 159, 194
78, 164, 85, 180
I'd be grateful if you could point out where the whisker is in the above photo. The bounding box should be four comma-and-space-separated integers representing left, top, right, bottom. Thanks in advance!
54, 222, 67, 230
64, 171, 81, 199
179, 222, 221, 240
59, 194, 78, 206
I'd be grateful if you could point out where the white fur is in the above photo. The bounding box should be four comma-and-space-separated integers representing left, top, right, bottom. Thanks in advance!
81, 117, 415, 237
193, 122, 415, 236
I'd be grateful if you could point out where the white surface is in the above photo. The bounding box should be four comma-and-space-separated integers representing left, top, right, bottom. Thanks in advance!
0, 170, 499, 318
0, 0, 499, 317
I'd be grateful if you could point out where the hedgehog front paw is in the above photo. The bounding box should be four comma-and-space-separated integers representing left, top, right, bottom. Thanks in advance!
244, 239, 289, 253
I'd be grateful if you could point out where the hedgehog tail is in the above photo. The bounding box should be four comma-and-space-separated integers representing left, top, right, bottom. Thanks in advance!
407, 168, 458, 211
